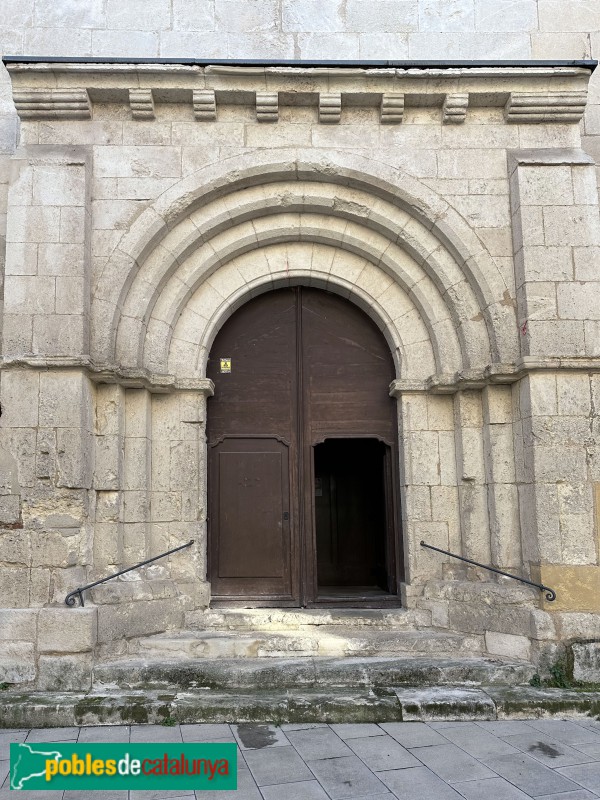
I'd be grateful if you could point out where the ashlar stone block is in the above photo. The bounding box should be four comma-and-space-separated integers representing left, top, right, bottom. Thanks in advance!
37, 607, 97, 653
37, 653, 92, 691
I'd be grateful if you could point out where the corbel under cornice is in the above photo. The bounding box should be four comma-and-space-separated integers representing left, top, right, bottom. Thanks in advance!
4, 61, 593, 125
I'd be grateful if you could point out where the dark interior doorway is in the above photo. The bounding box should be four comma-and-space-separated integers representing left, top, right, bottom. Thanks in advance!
314, 438, 391, 598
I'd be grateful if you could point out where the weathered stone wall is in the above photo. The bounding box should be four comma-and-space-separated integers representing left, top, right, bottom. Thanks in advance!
0, 3, 599, 685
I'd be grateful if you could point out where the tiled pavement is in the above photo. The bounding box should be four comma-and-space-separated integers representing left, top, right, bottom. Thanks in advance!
2, 719, 600, 799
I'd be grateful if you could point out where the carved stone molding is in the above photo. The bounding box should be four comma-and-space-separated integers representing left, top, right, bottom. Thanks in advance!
443, 93, 469, 124
193, 89, 217, 120
256, 92, 279, 122
319, 92, 341, 123
12, 88, 91, 119
380, 93, 404, 124
5, 63, 592, 126
505, 91, 587, 123
129, 88, 155, 120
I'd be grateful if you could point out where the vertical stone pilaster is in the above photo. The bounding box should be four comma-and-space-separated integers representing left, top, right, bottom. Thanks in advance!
4, 145, 91, 359
123, 389, 151, 564
509, 149, 600, 360
93, 384, 125, 571
482, 385, 522, 570
454, 391, 491, 565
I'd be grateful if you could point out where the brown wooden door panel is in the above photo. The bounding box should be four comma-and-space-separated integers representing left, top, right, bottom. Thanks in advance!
207, 286, 401, 606
210, 437, 292, 598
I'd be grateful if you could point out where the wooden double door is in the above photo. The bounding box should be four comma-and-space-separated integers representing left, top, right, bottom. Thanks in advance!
207, 286, 401, 606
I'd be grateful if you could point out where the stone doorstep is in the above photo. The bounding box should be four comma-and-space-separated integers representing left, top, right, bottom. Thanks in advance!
187, 607, 429, 630
132, 628, 485, 659
92, 655, 536, 691
1, 685, 599, 729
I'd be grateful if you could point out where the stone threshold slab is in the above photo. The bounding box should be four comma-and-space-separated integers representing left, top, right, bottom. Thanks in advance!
2, 685, 599, 729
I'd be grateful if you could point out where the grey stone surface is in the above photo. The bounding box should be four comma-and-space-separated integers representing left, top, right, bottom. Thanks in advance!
346, 735, 421, 771
438, 722, 522, 759
260, 779, 330, 799
525, 720, 600, 746
394, 687, 496, 721
502, 731, 596, 768
411, 742, 496, 783
484, 753, 583, 796
454, 777, 533, 799
379, 765, 464, 799
77, 725, 130, 742
3, 721, 600, 798
285, 727, 352, 760
380, 722, 449, 748
307, 755, 387, 798
243, 745, 313, 786
534, 792, 599, 800
331, 723, 386, 739
558, 762, 600, 794
233, 724, 289, 750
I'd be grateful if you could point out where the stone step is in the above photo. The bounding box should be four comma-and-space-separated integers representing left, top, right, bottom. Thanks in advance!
133, 628, 484, 659
93, 655, 536, 691
185, 607, 430, 631
3, 685, 599, 728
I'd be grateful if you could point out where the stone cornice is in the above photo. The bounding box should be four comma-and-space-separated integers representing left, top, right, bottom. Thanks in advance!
0, 357, 215, 395
389, 357, 600, 395
3, 355, 599, 396
5, 62, 592, 124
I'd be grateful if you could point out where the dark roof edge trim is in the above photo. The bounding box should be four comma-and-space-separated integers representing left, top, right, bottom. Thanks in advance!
2, 55, 598, 71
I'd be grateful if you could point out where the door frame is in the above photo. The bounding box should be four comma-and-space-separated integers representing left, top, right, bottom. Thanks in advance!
207, 286, 404, 608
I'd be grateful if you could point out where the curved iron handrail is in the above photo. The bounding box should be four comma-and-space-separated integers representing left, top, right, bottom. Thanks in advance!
65, 540, 195, 607
420, 540, 556, 602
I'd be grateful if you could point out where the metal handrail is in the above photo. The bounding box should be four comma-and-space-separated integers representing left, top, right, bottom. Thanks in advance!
65, 540, 195, 607
420, 540, 556, 602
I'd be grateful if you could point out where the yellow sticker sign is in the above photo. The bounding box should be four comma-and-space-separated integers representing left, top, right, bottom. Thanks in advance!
220, 358, 232, 373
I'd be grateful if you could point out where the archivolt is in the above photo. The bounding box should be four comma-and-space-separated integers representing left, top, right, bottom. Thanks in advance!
92, 150, 517, 381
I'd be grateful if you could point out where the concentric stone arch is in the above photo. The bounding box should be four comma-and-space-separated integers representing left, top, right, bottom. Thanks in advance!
92, 149, 518, 382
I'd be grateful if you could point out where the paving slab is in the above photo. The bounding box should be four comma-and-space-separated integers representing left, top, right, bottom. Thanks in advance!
233, 723, 289, 750
474, 720, 538, 736
63, 791, 127, 799
129, 724, 183, 742
575, 741, 600, 757
0, 792, 64, 799
77, 724, 130, 742
190, 769, 262, 799
286, 727, 352, 760
558, 762, 600, 794
379, 721, 449, 747
281, 722, 328, 731
411, 742, 496, 784
484, 752, 583, 796
502, 731, 596, 768
307, 754, 387, 799
260, 778, 331, 799
25, 726, 79, 741
2, 719, 600, 800
525, 720, 600, 746
534, 791, 600, 800
378, 765, 465, 799
453, 776, 533, 799
243, 744, 314, 786
346, 734, 421, 771
438, 721, 521, 759
331, 723, 386, 739
181, 723, 235, 741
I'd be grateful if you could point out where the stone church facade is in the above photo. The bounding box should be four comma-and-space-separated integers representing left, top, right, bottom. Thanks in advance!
0, 3, 600, 695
